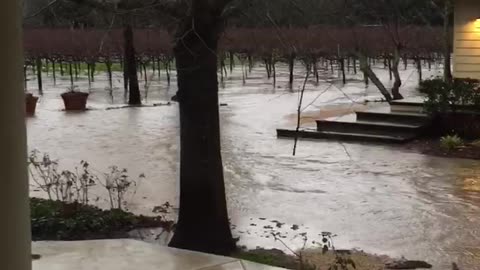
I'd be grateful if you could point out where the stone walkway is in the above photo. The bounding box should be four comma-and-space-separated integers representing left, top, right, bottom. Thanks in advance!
32, 239, 286, 270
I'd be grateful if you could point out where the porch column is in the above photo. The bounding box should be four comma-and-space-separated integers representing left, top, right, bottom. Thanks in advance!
0, 1, 31, 270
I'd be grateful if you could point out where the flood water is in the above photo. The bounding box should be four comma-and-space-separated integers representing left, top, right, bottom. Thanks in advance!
27, 63, 480, 269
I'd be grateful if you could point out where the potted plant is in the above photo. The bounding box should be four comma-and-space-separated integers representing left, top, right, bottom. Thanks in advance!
25, 92, 39, 116
61, 86, 89, 111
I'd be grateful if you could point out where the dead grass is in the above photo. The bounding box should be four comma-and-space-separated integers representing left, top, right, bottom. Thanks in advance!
302, 249, 391, 270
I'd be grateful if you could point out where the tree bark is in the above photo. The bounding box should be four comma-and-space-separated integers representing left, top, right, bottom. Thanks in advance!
353, 57, 357, 74
23, 65, 28, 91
288, 52, 295, 89
69, 61, 74, 87
74, 60, 78, 80
264, 58, 271, 79
166, 60, 171, 85
340, 57, 346, 85
391, 46, 403, 100
157, 57, 161, 79
87, 62, 91, 88
415, 57, 423, 83
52, 59, 56, 86
168, 0, 235, 256
359, 53, 392, 102
90, 62, 95, 82
229, 51, 234, 73
124, 22, 141, 105
272, 59, 276, 87
387, 57, 393, 80
443, 0, 453, 82
247, 54, 253, 73
106, 59, 113, 90
35, 58, 43, 95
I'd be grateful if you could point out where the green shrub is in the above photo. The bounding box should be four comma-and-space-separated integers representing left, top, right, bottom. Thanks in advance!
440, 135, 464, 151
419, 78, 480, 114
31, 198, 174, 241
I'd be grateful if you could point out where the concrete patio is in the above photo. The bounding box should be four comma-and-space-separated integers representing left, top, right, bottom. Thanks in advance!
32, 240, 287, 270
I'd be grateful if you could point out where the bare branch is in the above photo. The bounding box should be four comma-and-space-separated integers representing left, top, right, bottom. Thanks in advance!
24, 0, 60, 20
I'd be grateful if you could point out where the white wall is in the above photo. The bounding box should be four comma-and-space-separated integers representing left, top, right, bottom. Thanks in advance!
454, 0, 480, 79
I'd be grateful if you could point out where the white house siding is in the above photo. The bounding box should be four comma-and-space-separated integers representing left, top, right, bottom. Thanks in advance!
454, 0, 480, 79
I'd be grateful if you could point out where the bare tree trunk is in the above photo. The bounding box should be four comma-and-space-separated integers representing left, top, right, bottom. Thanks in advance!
229, 51, 234, 73
168, 0, 235, 256
247, 54, 253, 73
74, 60, 78, 80
388, 57, 393, 81
272, 59, 276, 87
69, 61, 74, 87
35, 58, 43, 95
391, 46, 403, 100
60, 61, 64, 76
124, 21, 141, 105
90, 62, 95, 82
415, 57, 423, 83
87, 63, 91, 89
293, 68, 310, 156
288, 52, 295, 89
364, 70, 369, 86
52, 59, 56, 86
45, 59, 49, 76
443, 0, 453, 81
106, 59, 113, 90
166, 60, 171, 85
143, 62, 148, 89
157, 58, 161, 79
23, 65, 27, 91
264, 58, 271, 79
359, 53, 392, 102
353, 57, 357, 74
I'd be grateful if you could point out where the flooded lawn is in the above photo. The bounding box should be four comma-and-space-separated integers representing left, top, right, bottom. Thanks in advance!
26, 63, 480, 269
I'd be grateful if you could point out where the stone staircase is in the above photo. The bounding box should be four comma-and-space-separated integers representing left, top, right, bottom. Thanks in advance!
277, 99, 432, 144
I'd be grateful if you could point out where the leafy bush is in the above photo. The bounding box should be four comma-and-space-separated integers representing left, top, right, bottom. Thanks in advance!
440, 135, 464, 151
419, 78, 480, 114
31, 198, 174, 241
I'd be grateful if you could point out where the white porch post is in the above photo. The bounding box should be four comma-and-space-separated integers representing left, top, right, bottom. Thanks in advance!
0, 1, 31, 270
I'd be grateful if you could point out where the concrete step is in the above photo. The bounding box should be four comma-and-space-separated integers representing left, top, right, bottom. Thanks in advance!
356, 111, 430, 125
316, 119, 423, 137
390, 99, 425, 113
276, 129, 415, 143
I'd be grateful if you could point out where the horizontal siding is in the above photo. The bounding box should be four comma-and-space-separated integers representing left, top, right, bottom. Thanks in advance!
455, 71, 480, 79
455, 40, 480, 48
455, 48, 480, 56
455, 32, 480, 40
455, 64, 480, 72
455, 56, 480, 63
453, 0, 480, 79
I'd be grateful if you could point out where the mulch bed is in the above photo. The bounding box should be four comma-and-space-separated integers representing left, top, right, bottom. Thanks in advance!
405, 138, 480, 160
31, 198, 174, 241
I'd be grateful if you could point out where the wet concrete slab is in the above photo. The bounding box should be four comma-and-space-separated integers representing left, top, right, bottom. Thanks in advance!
32, 240, 286, 270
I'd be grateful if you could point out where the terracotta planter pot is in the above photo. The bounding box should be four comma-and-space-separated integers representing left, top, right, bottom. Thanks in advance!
61, 92, 89, 111
25, 93, 39, 116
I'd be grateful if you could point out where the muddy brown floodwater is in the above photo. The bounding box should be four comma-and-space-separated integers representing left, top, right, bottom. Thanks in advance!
26, 64, 480, 269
